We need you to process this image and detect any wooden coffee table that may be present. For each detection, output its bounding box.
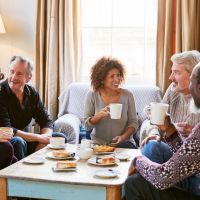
[0,144,141,200]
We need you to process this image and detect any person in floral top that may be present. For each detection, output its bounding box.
[125,62,200,200]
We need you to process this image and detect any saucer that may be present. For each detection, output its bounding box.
[23,157,45,164]
[52,166,77,172]
[95,169,119,178]
[47,144,65,149]
[87,157,119,166]
[114,153,130,161]
[46,152,75,160]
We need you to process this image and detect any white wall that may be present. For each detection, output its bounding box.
[0,0,36,80]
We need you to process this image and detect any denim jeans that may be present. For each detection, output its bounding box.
[141,140,172,164]
[10,132,68,160]
[141,140,200,197]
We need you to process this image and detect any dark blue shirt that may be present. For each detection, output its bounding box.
[0,80,54,133]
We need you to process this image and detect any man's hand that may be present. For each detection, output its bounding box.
[175,122,193,137]
[156,115,176,137]
[141,135,161,146]
[37,134,50,144]
[128,164,137,176]
[128,156,143,176]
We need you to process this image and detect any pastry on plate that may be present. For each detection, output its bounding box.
[94,145,115,153]
[52,150,71,158]
[56,161,77,169]
[98,156,116,164]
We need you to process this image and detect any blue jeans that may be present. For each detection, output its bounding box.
[141,140,200,197]
[10,132,67,160]
[141,140,172,163]
[117,140,137,149]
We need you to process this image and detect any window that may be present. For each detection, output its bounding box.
[81,0,157,85]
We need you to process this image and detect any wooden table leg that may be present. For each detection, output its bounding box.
[107,185,121,200]
[0,178,9,200]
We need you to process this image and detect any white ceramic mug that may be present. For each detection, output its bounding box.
[76,147,93,160]
[150,102,169,125]
[109,103,123,119]
[50,137,65,148]
[80,139,91,148]
[0,127,13,136]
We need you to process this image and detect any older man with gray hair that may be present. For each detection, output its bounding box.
[0,56,67,160]
[140,50,200,146]
[125,61,200,200]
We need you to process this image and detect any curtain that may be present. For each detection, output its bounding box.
[35,0,82,119]
[156,0,200,94]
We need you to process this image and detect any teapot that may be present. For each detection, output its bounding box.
[76,147,93,160]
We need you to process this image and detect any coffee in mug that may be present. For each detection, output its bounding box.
[109,103,123,119]
[150,102,169,125]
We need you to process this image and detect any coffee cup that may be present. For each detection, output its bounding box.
[50,137,65,148]
[109,103,122,119]
[80,139,91,148]
[150,102,169,125]
[0,127,13,136]
[76,147,93,160]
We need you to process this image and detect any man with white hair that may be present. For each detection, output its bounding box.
[125,62,200,199]
[140,50,200,145]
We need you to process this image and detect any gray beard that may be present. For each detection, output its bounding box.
[189,99,200,114]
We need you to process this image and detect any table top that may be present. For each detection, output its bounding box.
[0,144,141,187]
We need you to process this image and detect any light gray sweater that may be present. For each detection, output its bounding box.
[84,89,139,145]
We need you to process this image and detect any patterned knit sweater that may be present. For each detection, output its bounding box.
[135,123,200,190]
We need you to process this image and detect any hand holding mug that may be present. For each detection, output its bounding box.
[97,106,110,119]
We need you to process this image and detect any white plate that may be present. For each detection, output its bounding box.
[46,152,75,160]
[94,151,115,155]
[23,157,45,164]
[52,167,77,172]
[47,144,65,149]
[95,169,119,178]
[87,157,119,166]
[114,153,130,161]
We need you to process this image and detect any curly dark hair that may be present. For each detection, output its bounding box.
[90,57,126,91]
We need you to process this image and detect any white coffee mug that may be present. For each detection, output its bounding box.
[150,102,169,125]
[80,139,91,148]
[109,103,123,119]
[50,137,65,148]
[0,127,13,136]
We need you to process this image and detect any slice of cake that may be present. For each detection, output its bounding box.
[52,150,70,158]
[56,161,77,169]
[98,156,116,164]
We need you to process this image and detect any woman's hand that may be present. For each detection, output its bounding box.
[96,106,110,119]
[111,135,124,146]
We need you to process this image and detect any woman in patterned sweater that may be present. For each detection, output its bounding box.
[125,63,200,200]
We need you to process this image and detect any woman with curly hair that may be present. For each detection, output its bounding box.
[84,57,138,148]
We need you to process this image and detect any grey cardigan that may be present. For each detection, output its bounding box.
[84,89,139,145]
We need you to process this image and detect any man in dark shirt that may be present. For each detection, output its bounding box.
[0,56,67,160]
